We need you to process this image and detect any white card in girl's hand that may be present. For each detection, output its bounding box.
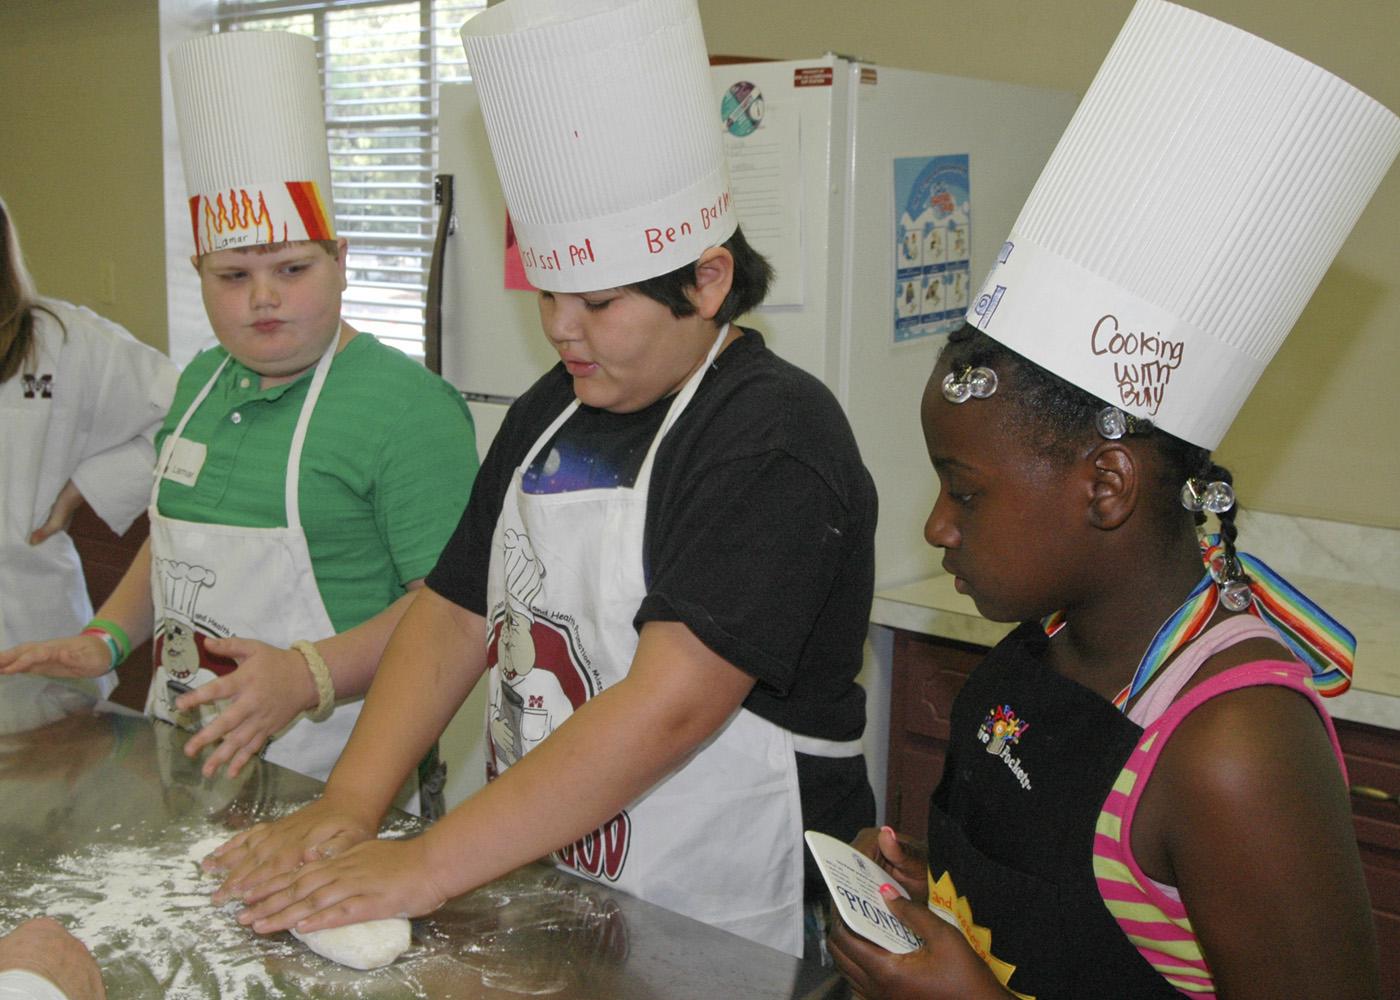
[804,830,923,954]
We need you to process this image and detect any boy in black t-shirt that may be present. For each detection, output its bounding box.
[436,228,878,911]
[203,0,875,961]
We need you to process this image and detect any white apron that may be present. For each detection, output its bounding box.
[484,326,813,956]
[144,336,355,782]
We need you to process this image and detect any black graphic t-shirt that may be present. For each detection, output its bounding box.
[430,328,878,880]
[429,325,877,743]
[520,391,668,494]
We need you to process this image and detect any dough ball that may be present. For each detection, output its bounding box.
[292,916,412,970]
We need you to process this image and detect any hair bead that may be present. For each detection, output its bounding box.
[942,364,998,404]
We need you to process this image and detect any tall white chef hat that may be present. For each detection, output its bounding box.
[170,31,335,256]
[965,0,1400,450]
[460,0,737,293]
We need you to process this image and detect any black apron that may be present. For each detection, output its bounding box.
[927,622,1186,1000]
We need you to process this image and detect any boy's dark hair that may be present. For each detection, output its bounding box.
[628,226,772,326]
[941,323,1244,562]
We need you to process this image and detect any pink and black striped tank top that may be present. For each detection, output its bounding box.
[1091,616,1347,996]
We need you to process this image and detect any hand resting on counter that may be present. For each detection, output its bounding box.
[0,635,111,681]
[0,917,106,1000]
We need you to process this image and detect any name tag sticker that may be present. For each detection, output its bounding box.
[161,437,207,487]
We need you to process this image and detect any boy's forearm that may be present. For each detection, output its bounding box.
[418,620,755,901]
[321,587,485,823]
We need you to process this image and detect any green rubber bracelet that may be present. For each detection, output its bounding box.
[84,617,132,665]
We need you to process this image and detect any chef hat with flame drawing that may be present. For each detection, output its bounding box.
[170,31,335,256]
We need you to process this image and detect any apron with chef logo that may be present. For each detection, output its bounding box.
[144,335,355,782]
[483,326,811,957]
[926,623,1184,999]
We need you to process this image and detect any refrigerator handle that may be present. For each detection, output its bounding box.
[424,173,455,376]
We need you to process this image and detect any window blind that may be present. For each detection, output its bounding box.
[214,0,485,361]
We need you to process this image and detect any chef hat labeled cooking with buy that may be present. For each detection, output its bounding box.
[170,31,335,255]
[460,0,737,293]
[966,0,1400,451]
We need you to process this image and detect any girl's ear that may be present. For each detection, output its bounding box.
[686,246,734,321]
[1086,441,1138,530]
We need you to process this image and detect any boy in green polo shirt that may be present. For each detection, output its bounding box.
[0,32,477,814]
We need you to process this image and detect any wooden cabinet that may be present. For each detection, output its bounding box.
[886,626,1400,994]
[885,629,983,840]
[1339,719,1400,996]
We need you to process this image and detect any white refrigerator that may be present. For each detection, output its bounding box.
[432,55,1075,811]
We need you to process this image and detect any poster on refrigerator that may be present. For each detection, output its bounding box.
[718,79,804,307]
[893,155,971,342]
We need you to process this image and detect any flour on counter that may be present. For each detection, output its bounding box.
[0,820,437,999]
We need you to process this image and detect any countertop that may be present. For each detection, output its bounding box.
[871,572,1400,730]
[0,690,843,1000]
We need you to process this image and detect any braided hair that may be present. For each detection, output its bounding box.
[940,324,1246,573]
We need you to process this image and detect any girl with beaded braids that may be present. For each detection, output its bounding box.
[827,2,1396,998]
[832,324,1378,1000]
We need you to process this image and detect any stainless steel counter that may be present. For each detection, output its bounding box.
[0,686,843,999]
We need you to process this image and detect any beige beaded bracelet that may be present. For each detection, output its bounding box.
[291,640,335,722]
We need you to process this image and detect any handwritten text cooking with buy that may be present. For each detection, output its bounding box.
[1091,313,1185,416]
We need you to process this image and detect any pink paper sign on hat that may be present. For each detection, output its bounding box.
[170,31,335,255]
[460,0,737,293]
[966,0,1400,450]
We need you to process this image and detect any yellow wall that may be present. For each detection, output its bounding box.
[0,0,168,353]
[701,0,1400,529]
[2,0,1396,525]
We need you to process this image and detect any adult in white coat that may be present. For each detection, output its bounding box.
[0,196,176,710]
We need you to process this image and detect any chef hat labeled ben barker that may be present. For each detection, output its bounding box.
[170,31,335,255]
[460,0,737,293]
[967,0,1400,451]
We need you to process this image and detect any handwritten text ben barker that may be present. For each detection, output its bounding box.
[645,191,732,254]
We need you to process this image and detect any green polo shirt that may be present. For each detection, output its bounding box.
[155,333,476,633]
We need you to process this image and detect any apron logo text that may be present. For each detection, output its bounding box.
[20,373,54,399]
[555,810,632,883]
[978,704,1032,790]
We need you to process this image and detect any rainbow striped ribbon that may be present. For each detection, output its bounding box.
[1201,537,1356,697]
[1042,535,1355,708]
